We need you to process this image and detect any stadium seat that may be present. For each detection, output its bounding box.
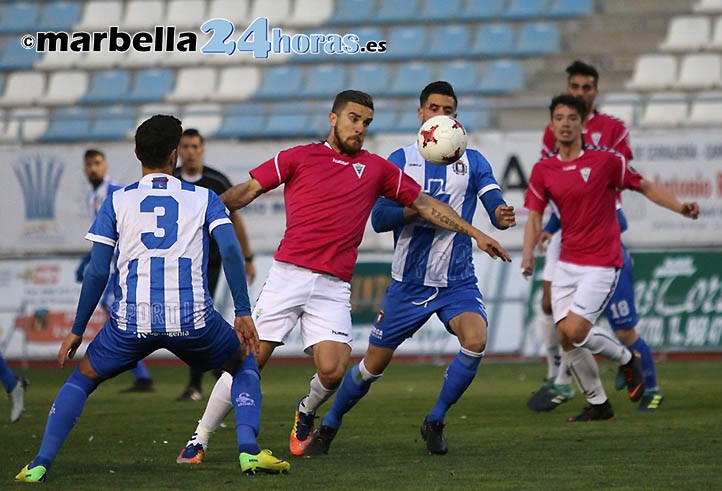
[674,54,722,90]
[706,16,722,50]
[122,0,165,31]
[42,71,89,106]
[513,22,560,56]
[216,103,267,139]
[626,54,677,91]
[599,92,642,126]
[348,64,391,94]
[503,0,549,20]
[165,0,206,29]
[439,60,481,95]
[0,39,41,71]
[135,103,180,128]
[121,46,166,68]
[478,60,524,94]
[76,1,124,31]
[346,26,386,62]
[78,49,127,69]
[472,24,515,58]
[181,103,223,137]
[687,90,722,124]
[640,92,688,127]
[458,107,490,132]
[289,0,335,26]
[385,26,428,60]
[387,63,435,96]
[328,0,376,25]
[462,0,506,20]
[209,66,261,102]
[419,0,464,21]
[38,1,82,31]
[89,105,135,140]
[265,103,316,138]
[250,0,292,25]
[35,50,84,71]
[1,107,48,142]
[366,103,399,133]
[127,68,174,103]
[160,47,208,68]
[547,0,594,18]
[0,72,45,108]
[659,16,711,52]
[375,0,418,23]
[83,70,131,104]
[301,65,347,98]
[0,3,39,34]
[41,107,92,142]
[166,68,217,103]
[208,0,249,24]
[693,0,722,14]
[427,25,472,59]
[254,66,304,100]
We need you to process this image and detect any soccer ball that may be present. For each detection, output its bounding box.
[416,115,467,164]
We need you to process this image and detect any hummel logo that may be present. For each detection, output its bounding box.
[562,165,576,171]
[332,158,349,166]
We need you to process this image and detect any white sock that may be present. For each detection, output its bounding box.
[539,313,559,379]
[577,326,631,364]
[358,359,382,382]
[564,348,607,405]
[300,373,335,414]
[187,372,233,448]
[554,347,573,386]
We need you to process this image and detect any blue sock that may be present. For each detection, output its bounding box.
[31,367,98,470]
[130,360,151,380]
[427,350,482,422]
[0,354,18,392]
[232,355,261,455]
[630,336,657,389]
[322,364,374,430]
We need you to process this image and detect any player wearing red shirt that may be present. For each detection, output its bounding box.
[176,90,510,463]
[521,95,698,421]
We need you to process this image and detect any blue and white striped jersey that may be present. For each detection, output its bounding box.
[381,143,502,287]
[87,173,232,333]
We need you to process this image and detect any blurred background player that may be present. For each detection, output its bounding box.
[528,61,663,413]
[0,352,26,422]
[303,81,516,456]
[173,129,256,401]
[77,149,155,393]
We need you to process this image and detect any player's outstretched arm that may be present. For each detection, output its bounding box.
[220,178,265,211]
[521,210,542,279]
[411,192,511,262]
[637,179,700,219]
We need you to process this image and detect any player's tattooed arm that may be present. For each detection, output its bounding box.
[221,178,265,211]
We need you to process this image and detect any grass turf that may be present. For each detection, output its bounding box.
[3,360,721,490]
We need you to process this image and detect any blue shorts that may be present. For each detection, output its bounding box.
[86,309,241,379]
[604,246,638,330]
[370,279,487,349]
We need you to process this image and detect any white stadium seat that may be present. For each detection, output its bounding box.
[706,16,722,49]
[687,90,722,124]
[289,0,335,27]
[0,72,45,108]
[165,0,207,30]
[209,0,250,24]
[166,67,218,103]
[674,53,722,89]
[659,16,710,51]
[1,107,49,142]
[249,0,291,26]
[135,103,180,129]
[599,92,642,126]
[41,71,89,105]
[35,50,84,71]
[77,49,127,69]
[181,103,223,136]
[209,66,261,102]
[626,54,677,91]
[693,0,722,14]
[75,1,124,31]
[640,92,688,127]
[122,0,165,31]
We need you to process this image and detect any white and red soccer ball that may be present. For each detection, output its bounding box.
[416,115,467,164]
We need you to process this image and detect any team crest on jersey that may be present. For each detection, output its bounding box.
[352,162,366,178]
[452,160,467,175]
[580,167,592,182]
[591,132,602,145]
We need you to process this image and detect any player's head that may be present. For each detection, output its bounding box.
[565,60,599,114]
[549,94,586,146]
[328,90,374,155]
[418,81,457,123]
[83,148,107,186]
[134,115,182,172]
[179,128,205,174]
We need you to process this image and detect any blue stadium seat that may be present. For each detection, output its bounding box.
[503,0,549,19]
[265,103,316,138]
[478,60,524,94]
[384,26,428,60]
[388,63,434,97]
[547,0,593,18]
[375,0,418,23]
[457,107,490,132]
[462,0,507,20]
[38,2,82,31]
[427,25,472,59]
[41,107,92,142]
[328,0,377,25]
[419,0,464,21]
[0,74,4,97]
[348,64,391,94]
[0,3,39,34]
[513,23,560,56]
[0,39,41,71]
[255,66,303,100]
[396,101,423,133]
[301,65,347,98]
[348,26,385,62]
[216,103,267,139]
[127,69,174,104]
[439,61,480,95]
[368,109,399,133]
[89,105,135,140]
[472,24,515,58]
[83,70,131,104]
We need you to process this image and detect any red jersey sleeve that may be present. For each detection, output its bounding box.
[380,159,421,207]
[608,152,642,191]
[610,123,634,161]
[524,163,548,214]
[250,148,298,191]
[541,125,555,156]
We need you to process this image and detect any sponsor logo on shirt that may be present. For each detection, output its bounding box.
[580,167,592,183]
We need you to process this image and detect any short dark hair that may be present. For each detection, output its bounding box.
[182,128,204,144]
[566,60,599,87]
[549,94,588,121]
[84,148,105,160]
[332,90,374,114]
[420,81,458,108]
[135,115,182,168]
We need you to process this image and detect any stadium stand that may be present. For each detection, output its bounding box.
[640,92,689,127]
[659,16,711,51]
[37,1,83,31]
[472,23,515,57]
[688,90,722,124]
[693,0,722,13]
[42,71,89,106]
[88,105,135,140]
[41,106,92,142]
[75,1,124,31]
[675,53,722,90]
[419,0,464,22]
[0,3,40,35]
[626,54,678,91]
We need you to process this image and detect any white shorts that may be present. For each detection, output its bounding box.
[253,260,352,355]
[551,260,620,324]
[542,231,561,282]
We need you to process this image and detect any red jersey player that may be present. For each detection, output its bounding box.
[176,90,511,465]
[521,94,698,422]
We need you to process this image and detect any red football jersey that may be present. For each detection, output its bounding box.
[250,142,421,282]
[524,147,642,268]
[541,110,633,161]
